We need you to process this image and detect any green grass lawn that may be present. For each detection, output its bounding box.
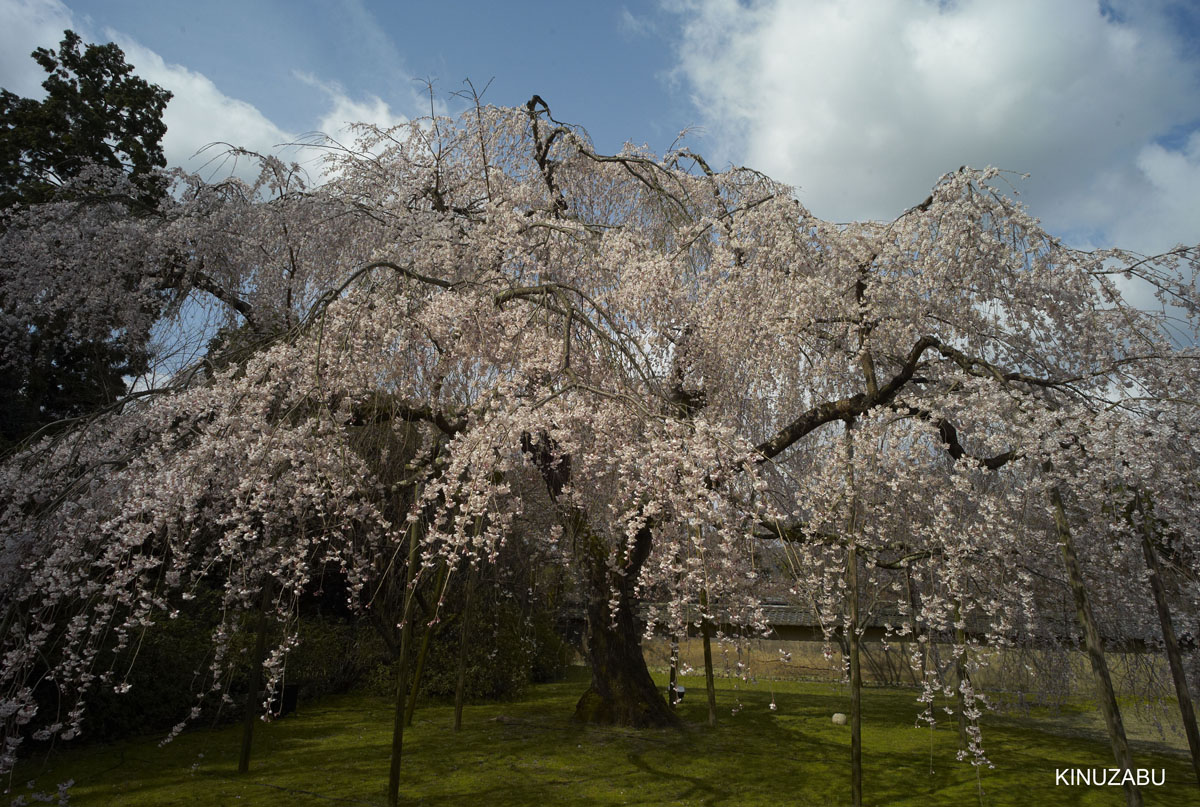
[8,668,1196,806]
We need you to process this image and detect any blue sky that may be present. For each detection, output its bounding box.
[3,0,1199,254]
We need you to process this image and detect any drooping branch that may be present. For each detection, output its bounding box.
[184,267,259,327]
[932,342,1066,389]
[350,392,466,437]
[520,430,571,501]
[524,95,570,217]
[756,333,1071,462]
[755,335,938,459]
[933,417,1017,469]
[299,260,458,331]
[887,405,1019,470]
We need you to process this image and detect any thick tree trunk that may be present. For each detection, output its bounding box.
[523,434,675,728]
[573,583,677,726]
[571,519,678,728]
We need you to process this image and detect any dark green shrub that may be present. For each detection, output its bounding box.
[284,619,380,698]
[529,610,572,684]
[361,582,573,703]
[81,588,224,741]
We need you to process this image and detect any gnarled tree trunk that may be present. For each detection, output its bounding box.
[572,520,678,727]
[524,432,677,728]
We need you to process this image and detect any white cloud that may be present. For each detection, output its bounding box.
[1085,134,1200,254]
[670,0,1200,251]
[619,7,656,38]
[107,34,301,182]
[295,72,408,140]
[1,0,302,183]
[288,72,412,184]
[0,0,74,97]
[1,1,417,187]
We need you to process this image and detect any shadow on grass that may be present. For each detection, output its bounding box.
[626,750,733,806]
[13,671,1199,807]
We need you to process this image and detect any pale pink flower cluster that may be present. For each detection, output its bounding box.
[1,102,1197,773]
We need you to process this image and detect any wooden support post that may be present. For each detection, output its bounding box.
[953,600,971,751]
[668,638,680,708]
[1050,482,1142,807]
[1135,494,1200,787]
[844,421,863,807]
[699,589,718,727]
[847,536,863,807]
[405,562,448,727]
[452,562,477,732]
[238,579,273,774]
[387,519,421,807]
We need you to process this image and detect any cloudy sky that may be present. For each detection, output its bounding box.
[2,0,1198,254]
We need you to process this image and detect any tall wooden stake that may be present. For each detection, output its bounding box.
[1050,482,1142,807]
[1135,494,1200,787]
[453,562,477,732]
[668,638,680,708]
[699,588,718,726]
[238,579,273,774]
[953,600,971,751]
[844,421,863,807]
[405,561,448,727]
[387,518,421,807]
[847,537,863,807]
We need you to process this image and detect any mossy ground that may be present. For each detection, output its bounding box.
[8,667,1196,806]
